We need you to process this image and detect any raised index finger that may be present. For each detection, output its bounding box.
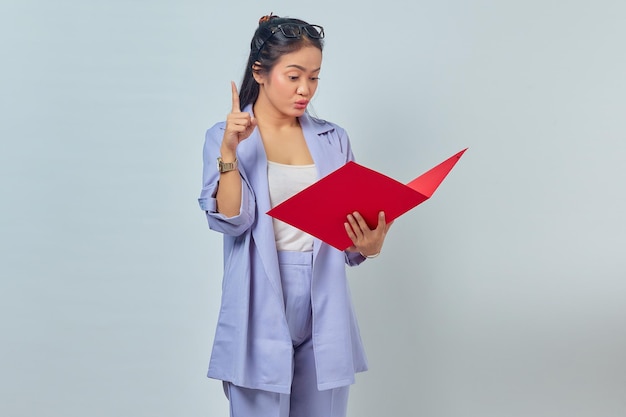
[231,81,241,113]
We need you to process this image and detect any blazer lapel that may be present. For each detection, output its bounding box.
[237,106,283,300]
[299,113,347,264]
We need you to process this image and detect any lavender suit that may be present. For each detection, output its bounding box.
[198,106,368,394]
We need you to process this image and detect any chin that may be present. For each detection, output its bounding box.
[278,104,307,118]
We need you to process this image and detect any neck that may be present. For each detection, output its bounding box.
[253,97,300,131]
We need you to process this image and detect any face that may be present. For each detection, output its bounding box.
[254,46,323,118]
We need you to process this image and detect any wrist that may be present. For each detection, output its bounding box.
[219,145,237,162]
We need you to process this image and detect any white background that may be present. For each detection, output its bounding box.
[1,1,625,416]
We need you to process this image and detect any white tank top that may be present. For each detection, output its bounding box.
[267,160,317,251]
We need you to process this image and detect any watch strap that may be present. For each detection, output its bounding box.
[217,157,238,173]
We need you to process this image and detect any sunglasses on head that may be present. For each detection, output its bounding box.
[255,23,325,61]
[269,23,325,39]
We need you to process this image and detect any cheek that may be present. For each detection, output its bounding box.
[269,74,289,91]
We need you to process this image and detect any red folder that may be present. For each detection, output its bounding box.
[267,148,467,251]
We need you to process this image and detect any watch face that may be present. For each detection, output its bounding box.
[217,158,236,173]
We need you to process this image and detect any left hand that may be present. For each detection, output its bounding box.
[345,211,393,257]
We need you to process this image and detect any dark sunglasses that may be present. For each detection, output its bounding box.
[255,23,325,61]
[270,23,325,39]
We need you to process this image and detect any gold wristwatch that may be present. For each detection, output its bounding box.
[217,157,238,173]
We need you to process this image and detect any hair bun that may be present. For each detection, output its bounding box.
[258,12,278,25]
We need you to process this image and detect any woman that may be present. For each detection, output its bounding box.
[198,14,391,417]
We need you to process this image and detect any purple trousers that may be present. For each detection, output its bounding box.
[224,251,350,417]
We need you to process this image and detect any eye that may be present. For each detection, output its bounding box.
[288,75,300,81]
[310,77,320,81]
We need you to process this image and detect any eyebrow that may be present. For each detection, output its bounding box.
[285,64,321,72]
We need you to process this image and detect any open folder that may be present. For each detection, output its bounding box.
[267,148,467,251]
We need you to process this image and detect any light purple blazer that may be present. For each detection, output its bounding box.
[198,106,368,394]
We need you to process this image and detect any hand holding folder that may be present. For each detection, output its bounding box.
[267,148,467,251]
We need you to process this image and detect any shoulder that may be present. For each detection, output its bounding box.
[301,113,355,161]
[302,113,348,138]
[204,121,226,146]
[206,121,226,135]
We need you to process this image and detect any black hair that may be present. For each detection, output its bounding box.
[238,15,324,110]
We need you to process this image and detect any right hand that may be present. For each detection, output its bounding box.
[222,81,257,154]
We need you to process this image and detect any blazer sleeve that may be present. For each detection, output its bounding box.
[198,123,256,236]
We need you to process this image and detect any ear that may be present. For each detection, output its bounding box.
[252,61,265,84]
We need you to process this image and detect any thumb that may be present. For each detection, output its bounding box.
[376,211,386,230]
[385,219,394,233]
[245,117,257,134]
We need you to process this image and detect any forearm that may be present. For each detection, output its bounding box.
[215,147,242,217]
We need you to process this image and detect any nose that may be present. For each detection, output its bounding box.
[297,82,310,96]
